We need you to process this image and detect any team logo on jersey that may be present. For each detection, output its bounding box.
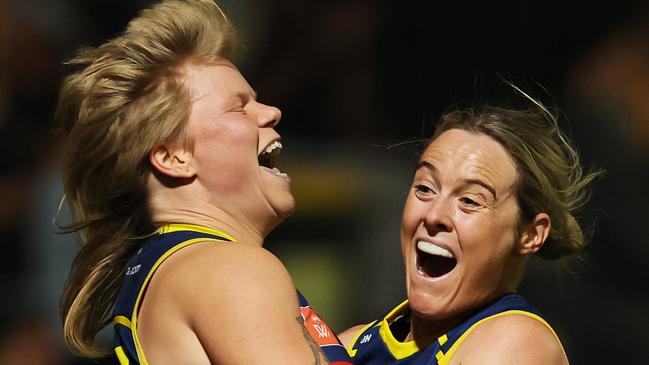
[126,264,141,276]
[359,333,372,344]
[300,306,339,346]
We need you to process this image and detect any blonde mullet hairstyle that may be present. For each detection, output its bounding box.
[432,92,602,260]
[57,0,239,357]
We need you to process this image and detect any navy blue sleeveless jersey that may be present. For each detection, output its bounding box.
[112,223,235,364]
[346,293,563,365]
[112,223,352,364]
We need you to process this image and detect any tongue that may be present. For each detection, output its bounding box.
[419,253,456,277]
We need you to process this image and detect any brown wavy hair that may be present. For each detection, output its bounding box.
[431,89,602,259]
[56,0,239,357]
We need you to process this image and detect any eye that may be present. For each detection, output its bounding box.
[459,196,481,207]
[233,104,246,113]
[226,96,249,113]
[414,184,435,197]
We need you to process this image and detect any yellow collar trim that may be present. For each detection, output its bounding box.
[157,223,237,242]
[379,299,422,360]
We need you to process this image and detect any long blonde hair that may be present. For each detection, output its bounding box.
[57,0,238,357]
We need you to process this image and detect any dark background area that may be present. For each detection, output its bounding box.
[1,0,648,363]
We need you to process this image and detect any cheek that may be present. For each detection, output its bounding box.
[400,195,421,236]
[194,118,257,161]
[200,115,256,144]
[459,215,517,264]
[400,195,426,262]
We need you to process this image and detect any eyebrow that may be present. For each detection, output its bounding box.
[416,161,497,199]
[464,178,497,199]
[416,160,438,174]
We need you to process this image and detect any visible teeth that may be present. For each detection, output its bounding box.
[271,167,287,178]
[263,141,282,155]
[417,241,454,258]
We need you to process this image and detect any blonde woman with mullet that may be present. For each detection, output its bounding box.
[57,1,352,364]
[340,90,601,365]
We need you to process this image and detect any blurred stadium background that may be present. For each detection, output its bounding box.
[1,0,648,363]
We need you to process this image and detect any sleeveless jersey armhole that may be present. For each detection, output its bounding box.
[130,237,226,364]
[438,310,565,365]
[113,224,233,365]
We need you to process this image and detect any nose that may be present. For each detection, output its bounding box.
[422,197,453,234]
[253,101,281,128]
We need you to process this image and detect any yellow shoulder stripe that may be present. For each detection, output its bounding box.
[437,310,564,365]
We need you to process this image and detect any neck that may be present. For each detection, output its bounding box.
[406,287,517,344]
[148,178,276,246]
[407,312,463,345]
[154,209,263,245]
[405,258,525,343]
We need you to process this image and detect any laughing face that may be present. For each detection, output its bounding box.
[183,60,294,233]
[401,129,525,333]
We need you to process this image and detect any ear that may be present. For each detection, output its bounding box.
[517,213,551,255]
[149,144,196,179]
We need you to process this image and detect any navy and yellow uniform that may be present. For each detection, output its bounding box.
[112,223,352,365]
[346,293,563,365]
[112,223,235,364]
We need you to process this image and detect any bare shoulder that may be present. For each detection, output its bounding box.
[140,241,329,364]
[338,324,369,348]
[450,313,569,365]
[153,241,294,311]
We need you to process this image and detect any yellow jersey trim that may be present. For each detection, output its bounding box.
[437,310,564,365]
[130,236,229,365]
[377,299,422,360]
[115,346,129,365]
[438,334,448,346]
[346,322,377,357]
[114,315,132,329]
[157,223,237,242]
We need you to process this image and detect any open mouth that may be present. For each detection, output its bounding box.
[416,241,457,278]
[258,140,288,178]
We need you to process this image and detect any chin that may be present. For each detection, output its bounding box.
[408,290,440,317]
[264,189,295,220]
[261,198,295,237]
[274,195,296,219]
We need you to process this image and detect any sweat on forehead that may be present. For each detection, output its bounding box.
[420,129,519,199]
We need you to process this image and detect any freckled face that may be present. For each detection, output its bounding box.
[184,60,294,232]
[401,129,522,325]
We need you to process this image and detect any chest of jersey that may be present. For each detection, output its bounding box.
[348,294,550,365]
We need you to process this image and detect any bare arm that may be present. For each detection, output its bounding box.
[296,314,328,364]
[141,242,330,365]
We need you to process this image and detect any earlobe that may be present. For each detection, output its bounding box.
[518,213,551,255]
[149,144,196,179]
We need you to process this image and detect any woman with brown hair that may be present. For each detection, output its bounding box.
[341,93,600,364]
